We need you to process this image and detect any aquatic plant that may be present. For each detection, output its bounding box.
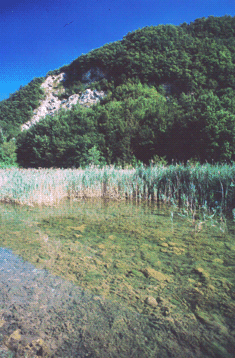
[0,163,235,213]
[1,199,234,358]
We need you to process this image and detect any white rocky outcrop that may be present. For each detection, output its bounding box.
[21,72,105,131]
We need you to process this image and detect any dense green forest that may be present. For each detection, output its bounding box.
[1,15,235,167]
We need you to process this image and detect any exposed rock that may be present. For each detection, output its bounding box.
[79,89,105,105]
[81,67,107,83]
[161,306,171,316]
[0,318,5,327]
[172,246,185,255]
[18,337,50,357]
[160,248,169,253]
[144,296,158,308]
[160,82,173,95]
[21,72,105,131]
[212,258,223,264]
[141,267,172,282]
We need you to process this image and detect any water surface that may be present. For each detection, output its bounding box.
[0,199,234,357]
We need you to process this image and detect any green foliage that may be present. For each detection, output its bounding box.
[16,106,102,168]
[183,15,235,39]
[2,15,235,167]
[0,77,45,139]
[0,138,18,167]
[61,15,235,94]
[86,145,105,166]
[96,81,172,165]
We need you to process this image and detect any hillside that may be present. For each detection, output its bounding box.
[21,73,105,131]
[1,15,235,167]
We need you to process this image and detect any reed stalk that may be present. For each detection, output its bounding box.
[0,163,234,212]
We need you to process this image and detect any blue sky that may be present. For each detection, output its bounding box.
[0,0,235,101]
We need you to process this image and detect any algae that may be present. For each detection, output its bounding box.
[0,199,234,357]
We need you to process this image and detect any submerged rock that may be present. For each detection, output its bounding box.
[3,329,21,352]
[141,267,172,282]
[4,330,50,358]
[144,296,158,308]
[194,267,210,281]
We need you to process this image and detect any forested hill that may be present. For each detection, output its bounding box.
[1,15,235,167]
[60,15,235,93]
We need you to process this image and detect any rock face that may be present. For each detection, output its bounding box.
[21,72,105,131]
[81,67,107,83]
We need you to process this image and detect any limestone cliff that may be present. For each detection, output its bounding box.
[21,72,105,131]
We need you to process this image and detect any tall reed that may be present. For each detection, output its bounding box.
[0,163,235,212]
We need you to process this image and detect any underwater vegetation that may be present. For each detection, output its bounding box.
[0,199,234,357]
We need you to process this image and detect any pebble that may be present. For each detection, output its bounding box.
[145,296,158,308]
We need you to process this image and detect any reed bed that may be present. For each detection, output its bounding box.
[0,163,235,212]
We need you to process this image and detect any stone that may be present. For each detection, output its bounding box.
[168,242,177,246]
[145,296,158,308]
[213,258,223,264]
[172,247,185,255]
[160,248,168,253]
[161,306,171,316]
[3,329,21,351]
[81,67,107,83]
[194,267,210,280]
[19,337,50,357]
[0,319,5,327]
[141,267,172,282]
[21,71,106,131]
[188,278,196,284]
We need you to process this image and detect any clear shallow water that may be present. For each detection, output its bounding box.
[0,199,235,357]
[0,247,153,358]
[0,247,40,275]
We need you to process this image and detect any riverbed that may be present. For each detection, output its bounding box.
[0,199,234,357]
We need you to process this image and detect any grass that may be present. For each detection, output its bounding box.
[0,163,235,212]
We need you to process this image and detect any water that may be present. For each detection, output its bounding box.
[0,247,153,357]
[0,199,234,357]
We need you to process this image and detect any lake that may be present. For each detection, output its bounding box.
[0,199,234,357]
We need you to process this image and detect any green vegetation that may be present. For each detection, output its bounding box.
[0,77,44,139]
[0,16,235,166]
[1,164,235,213]
[1,17,235,354]
[0,199,234,357]
[0,142,17,169]
[16,82,174,167]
